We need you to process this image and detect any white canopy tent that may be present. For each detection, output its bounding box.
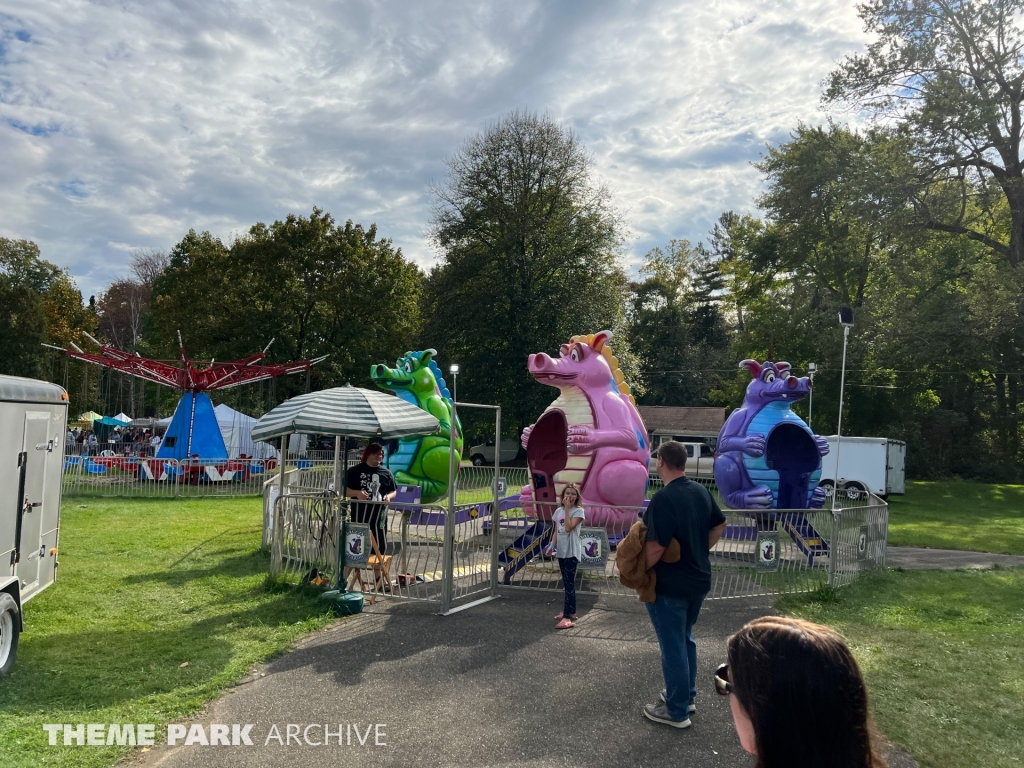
[113,412,132,424]
[214,403,278,459]
[155,403,278,459]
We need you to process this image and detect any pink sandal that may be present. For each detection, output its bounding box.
[555,618,575,629]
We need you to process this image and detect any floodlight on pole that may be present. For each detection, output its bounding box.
[449,364,459,403]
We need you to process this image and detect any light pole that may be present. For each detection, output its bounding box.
[442,362,460,613]
[807,361,817,429]
[449,364,459,403]
[832,309,854,512]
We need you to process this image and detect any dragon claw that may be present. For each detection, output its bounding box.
[809,487,827,508]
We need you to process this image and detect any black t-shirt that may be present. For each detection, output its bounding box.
[346,462,397,521]
[642,477,726,599]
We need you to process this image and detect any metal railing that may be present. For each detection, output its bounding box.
[270,496,462,604]
[62,453,532,503]
[266,473,889,611]
[494,494,888,600]
[62,455,333,499]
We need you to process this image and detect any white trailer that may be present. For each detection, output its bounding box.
[1,375,68,675]
[818,435,906,501]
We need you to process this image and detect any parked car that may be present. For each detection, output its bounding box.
[818,436,906,501]
[468,438,520,466]
[649,441,715,479]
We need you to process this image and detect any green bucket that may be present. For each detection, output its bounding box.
[320,590,364,616]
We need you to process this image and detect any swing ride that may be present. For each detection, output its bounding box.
[61,332,324,484]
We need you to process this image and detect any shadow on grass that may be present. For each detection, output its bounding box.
[120,550,277,588]
[0,588,333,714]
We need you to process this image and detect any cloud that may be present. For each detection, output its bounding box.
[0,0,869,296]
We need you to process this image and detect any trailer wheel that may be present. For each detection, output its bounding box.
[0,593,20,677]
[843,481,867,501]
[819,480,835,499]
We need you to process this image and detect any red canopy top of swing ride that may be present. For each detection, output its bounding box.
[64,333,326,392]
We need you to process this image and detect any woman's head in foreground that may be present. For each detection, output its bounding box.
[725,616,885,768]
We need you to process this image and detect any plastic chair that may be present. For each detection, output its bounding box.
[296,458,313,470]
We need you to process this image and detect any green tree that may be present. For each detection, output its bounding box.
[0,278,45,379]
[627,240,731,406]
[826,0,1024,468]
[0,238,96,409]
[825,0,1024,267]
[423,111,630,433]
[151,210,422,402]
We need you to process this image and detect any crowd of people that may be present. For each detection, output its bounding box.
[65,426,162,456]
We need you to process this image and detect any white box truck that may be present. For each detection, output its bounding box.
[1,375,68,675]
[818,435,906,501]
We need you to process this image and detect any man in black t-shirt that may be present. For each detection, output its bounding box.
[346,443,397,551]
[641,441,727,729]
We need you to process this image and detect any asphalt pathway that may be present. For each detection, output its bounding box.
[144,591,769,768]
[887,546,1024,570]
[138,540,1016,768]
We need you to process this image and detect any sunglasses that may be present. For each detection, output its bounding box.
[714,663,734,695]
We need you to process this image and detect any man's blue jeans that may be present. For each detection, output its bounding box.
[645,592,707,720]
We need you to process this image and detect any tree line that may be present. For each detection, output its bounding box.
[1,1,1020,480]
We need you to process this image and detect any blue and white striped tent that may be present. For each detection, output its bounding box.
[251,385,440,443]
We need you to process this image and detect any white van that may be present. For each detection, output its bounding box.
[1,375,68,675]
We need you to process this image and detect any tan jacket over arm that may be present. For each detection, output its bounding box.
[616,520,680,603]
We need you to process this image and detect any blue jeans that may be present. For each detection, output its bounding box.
[646,592,707,719]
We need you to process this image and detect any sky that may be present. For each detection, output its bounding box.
[0,1,870,298]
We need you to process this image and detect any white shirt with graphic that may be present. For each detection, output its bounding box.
[553,506,586,560]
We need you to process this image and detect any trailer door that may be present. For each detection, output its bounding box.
[886,441,906,495]
[17,413,51,597]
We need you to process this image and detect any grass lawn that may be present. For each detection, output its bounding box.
[777,567,1024,768]
[888,480,1024,555]
[0,496,337,768]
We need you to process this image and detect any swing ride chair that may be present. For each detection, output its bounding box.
[60,333,324,485]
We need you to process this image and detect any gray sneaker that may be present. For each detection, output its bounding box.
[660,689,696,713]
[643,703,692,729]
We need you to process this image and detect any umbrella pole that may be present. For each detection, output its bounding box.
[333,436,342,496]
[273,435,287,573]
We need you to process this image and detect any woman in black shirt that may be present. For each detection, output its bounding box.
[345,443,397,551]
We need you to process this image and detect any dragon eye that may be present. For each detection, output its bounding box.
[570,347,581,362]
[764,372,775,383]
[403,360,412,373]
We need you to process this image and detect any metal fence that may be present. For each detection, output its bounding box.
[61,455,296,498]
[270,495,485,606]
[63,455,527,501]
[267,477,889,612]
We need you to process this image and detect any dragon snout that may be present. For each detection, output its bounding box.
[375,365,386,377]
[787,376,798,389]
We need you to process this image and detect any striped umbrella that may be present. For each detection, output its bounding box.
[251,385,439,442]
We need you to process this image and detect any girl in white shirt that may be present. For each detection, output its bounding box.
[550,483,585,629]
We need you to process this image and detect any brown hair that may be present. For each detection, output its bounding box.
[727,616,885,768]
[657,440,688,470]
[559,483,581,508]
